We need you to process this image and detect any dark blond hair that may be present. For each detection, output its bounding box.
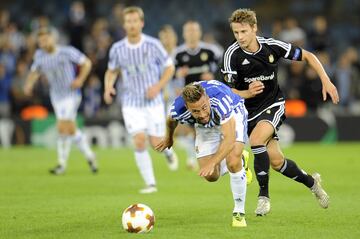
[228,9,257,26]
[123,6,144,21]
[182,84,206,103]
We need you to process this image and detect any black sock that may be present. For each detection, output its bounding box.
[251,145,270,198]
[279,159,314,188]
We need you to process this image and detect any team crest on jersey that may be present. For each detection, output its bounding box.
[200,52,208,61]
[182,55,190,62]
[269,54,274,63]
[266,110,271,114]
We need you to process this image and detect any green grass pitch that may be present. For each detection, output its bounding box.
[1,143,359,239]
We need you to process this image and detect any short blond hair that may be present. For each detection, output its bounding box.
[123,6,144,21]
[182,84,206,103]
[229,9,257,26]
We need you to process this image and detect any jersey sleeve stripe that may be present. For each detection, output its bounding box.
[223,42,239,73]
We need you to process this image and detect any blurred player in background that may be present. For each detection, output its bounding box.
[158,25,178,55]
[222,9,339,215]
[103,6,178,194]
[156,80,248,227]
[24,27,97,175]
[172,21,223,170]
[158,24,179,109]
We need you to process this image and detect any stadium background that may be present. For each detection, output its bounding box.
[0,0,359,146]
[0,1,359,238]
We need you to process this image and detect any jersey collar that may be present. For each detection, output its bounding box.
[241,37,262,55]
[125,34,145,49]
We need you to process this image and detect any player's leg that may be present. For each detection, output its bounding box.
[72,126,97,173]
[249,120,273,215]
[267,139,314,186]
[50,120,72,174]
[122,106,156,193]
[50,98,74,175]
[148,104,178,171]
[267,139,329,208]
[175,125,197,170]
[68,96,97,173]
[133,132,157,193]
[226,142,247,227]
[229,107,248,227]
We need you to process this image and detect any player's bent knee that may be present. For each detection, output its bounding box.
[227,160,242,173]
[270,157,284,171]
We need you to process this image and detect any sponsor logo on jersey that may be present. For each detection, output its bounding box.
[269,54,274,63]
[182,55,190,62]
[244,72,275,83]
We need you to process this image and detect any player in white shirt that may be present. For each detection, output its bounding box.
[24,27,97,175]
[104,6,178,194]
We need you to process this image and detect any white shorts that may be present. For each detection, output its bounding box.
[122,104,166,137]
[51,95,81,121]
[195,106,248,159]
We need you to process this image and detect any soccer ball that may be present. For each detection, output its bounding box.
[122,203,155,233]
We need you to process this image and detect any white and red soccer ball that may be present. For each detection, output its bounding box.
[122,203,155,233]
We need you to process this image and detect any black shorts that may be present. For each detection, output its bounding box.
[247,104,286,140]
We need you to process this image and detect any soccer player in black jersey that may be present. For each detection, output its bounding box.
[174,20,222,86]
[221,9,339,216]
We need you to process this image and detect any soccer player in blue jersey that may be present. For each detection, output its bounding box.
[24,27,97,175]
[104,6,178,194]
[156,80,248,227]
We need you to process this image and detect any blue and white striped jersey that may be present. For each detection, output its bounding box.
[170,80,245,128]
[30,45,86,100]
[108,34,173,107]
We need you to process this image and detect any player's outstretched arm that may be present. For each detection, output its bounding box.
[199,117,236,177]
[71,58,92,89]
[302,49,339,104]
[155,116,178,152]
[24,71,40,96]
[103,68,120,104]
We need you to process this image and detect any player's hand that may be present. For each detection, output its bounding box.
[200,72,214,81]
[104,87,116,104]
[71,78,84,89]
[23,84,33,97]
[154,137,173,152]
[146,84,161,99]
[247,81,264,98]
[199,161,216,177]
[322,80,339,104]
[176,66,189,78]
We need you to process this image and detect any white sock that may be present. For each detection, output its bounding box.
[229,168,247,214]
[163,147,174,157]
[220,159,229,176]
[73,129,95,161]
[134,150,156,186]
[57,135,72,168]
